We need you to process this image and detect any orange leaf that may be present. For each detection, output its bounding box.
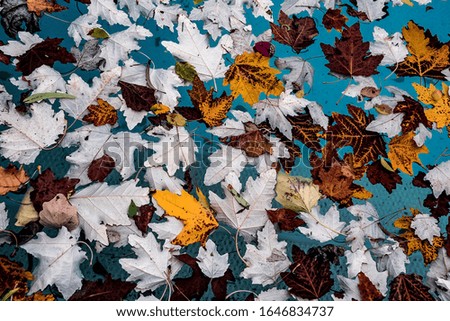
[0,165,28,196]
[82,98,118,126]
[388,131,428,175]
[27,0,67,16]
[413,82,450,129]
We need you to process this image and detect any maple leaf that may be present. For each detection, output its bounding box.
[16,38,75,76]
[410,213,440,243]
[322,8,348,32]
[26,0,67,16]
[325,105,387,167]
[87,154,115,182]
[288,112,323,151]
[82,98,118,126]
[281,246,334,300]
[424,159,450,197]
[366,159,402,193]
[299,205,345,242]
[221,123,272,157]
[204,146,248,186]
[393,21,450,80]
[388,131,429,175]
[413,82,450,129]
[389,274,434,300]
[321,23,383,77]
[224,51,284,105]
[355,0,387,22]
[270,11,318,54]
[357,272,384,301]
[370,26,408,66]
[197,239,229,279]
[188,75,233,127]
[423,192,450,219]
[87,0,131,26]
[0,165,28,196]
[69,275,136,301]
[119,80,156,112]
[266,208,304,231]
[393,96,431,133]
[153,190,218,246]
[275,57,314,92]
[170,254,210,300]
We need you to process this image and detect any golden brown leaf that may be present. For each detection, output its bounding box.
[223,52,284,105]
[357,272,383,301]
[0,165,28,196]
[82,98,118,126]
[27,0,67,16]
[413,82,450,129]
[152,190,218,246]
[388,132,429,175]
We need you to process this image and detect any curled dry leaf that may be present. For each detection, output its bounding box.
[26,0,67,16]
[0,165,28,196]
[39,193,79,231]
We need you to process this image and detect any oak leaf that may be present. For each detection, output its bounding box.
[389,274,434,301]
[0,165,28,196]
[388,132,429,175]
[320,23,383,77]
[82,98,118,126]
[118,80,156,112]
[393,96,431,133]
[188,76,233,127]
[224,52,284,105]
[322,8,348,32]
[366,159,402,193]
[152,190,219,246]
[413,82,450,129]
[270,11,318,54]
[27,0,67,16]
[87,154,115,182]
[393,21,450,80]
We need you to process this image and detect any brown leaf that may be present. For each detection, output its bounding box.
[320,23,383,77]
[69,275,136,301]
[357,272,384,301]
[174,106,203,121]
[366,159,402,193]
[322,8,348,32]
[16,38,76,76]
[267,208,305,231]
[39,193,79,231]
[222,123,272,157]
[0,256,33,300]
[30,169,79,212]
[133,204,155,235]
[27,0,67,16]
[393,96,431,133]
[211,269,234,300]
[271,11,318,54]
[82,98,118,126]
[119,80,156,112]
[389,274,434,301]
[423,192,450,218]
[288,113,322,151]
[0,41,11,65]
[342,4,369,21]
[412,171,431,188]
[0,165,28,195]
[281,246,333,300]
[446,217,450,258]
[87,154,115,182]
[171,254,210,301]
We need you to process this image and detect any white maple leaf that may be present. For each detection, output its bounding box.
[333,275,361,301]
[371,238,409,277]
[410,213,440,243]
[241,221,290,285]
[299,205,345,242]
[427,248,450,300]
[149,216,184,241]
[204,146,247,186]
[343,76,378,99]
[162,15,227,82]
[99,25,152,71]
[145,167,185,195]
[364,86,409,110]
[87,0,132,26]
[12,65,65,96]
[67,14,101,47]
[0,103,65,164]
[197,239,229,278]
[69,180,150,244]
[414,123,432,147]
[370,26,408,66]
[207,110,252,138]
[275,57,314,92]
[366,113,404,138]
[244,0,274,21]
[308,102,329,130]
[424,160,450,197]
[356,0,387,22]
[256,288,291,301]
[154,3,185,31]
[0,31,43,56]
[60,67,121,120]
[209,169,276,240]
[281,0,333,16]
[144,126,197,177]
[118,0,156,21]
[119,233,183,292]
[253,91,309,140]
[21,227,87,299]
[96,219,142,251]
[219,25,271,58]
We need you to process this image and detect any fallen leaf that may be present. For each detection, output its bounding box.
[0,41,11,64]
[299,205,346,242]
[281,246,334,300]
[358,272,384,301]
[270,11,318,53]
[266,208,304,231]
[39,193,79,231]
[69,275,136,301]
[26,0,67,16]
[0,165,28,196]
[23,92,76,104]
[82,98,118,126]
[15,188,39,226]
[393,21,450,80]
[188,75,233,127]
[320,23,383,77]
[87,154,115,182]
[221,123,272,157]
[289,113,323,151]
[389,274,434,300]
[197,239,229,279]
[153,190,218,246]
[423,192,450,219]
[393,96,431,133]
[388,132,429,175]
[0,0,40,37]
[175,61,198,82]
[0,256,33,300]
[133,204,155,235]
[119,80,156,112]
[366,159,402,193]
[224,52,284,105]
[413,82,450,129]
[322,8,348,32]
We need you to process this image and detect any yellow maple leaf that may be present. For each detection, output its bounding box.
[224,52,284,105]
[82,98,118,126]
[395,21,450,79]
[152,190,218,246]
[413,82,450,128]
[388,131,428,175]
[394,214,444,265]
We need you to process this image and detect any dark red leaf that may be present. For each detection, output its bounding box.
[389,274,434,301]
[133,204,155,235]
[171,254,210,301]
[366,159,402,193]
[69,275,136,301]
[288,113,323,151]
[184,168,193,192]
[358,272,384,301]
[16,38,76,76]
[424,192,450,218]
[253,41,275,57]
[30,169,79,212]
[446,216,450,258]
[266,208,304,231]
[119,81,156,112]
[211,269,234,300]
[393,96,432,133]
[87,154,115,182]
[322,8,348,32]
[174,106,203,121]
[0,41,11,64]
[342,4,369,21]
[412,171,431,188]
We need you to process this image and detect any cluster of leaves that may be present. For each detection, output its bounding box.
[0,0,450,301]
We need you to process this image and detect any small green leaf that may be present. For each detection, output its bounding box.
[128,200,138,218]
[88,28,110,39]
[194,0,204,4]
[226,184,250,209]
[23,92,76,103]
[175,62,198,82]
